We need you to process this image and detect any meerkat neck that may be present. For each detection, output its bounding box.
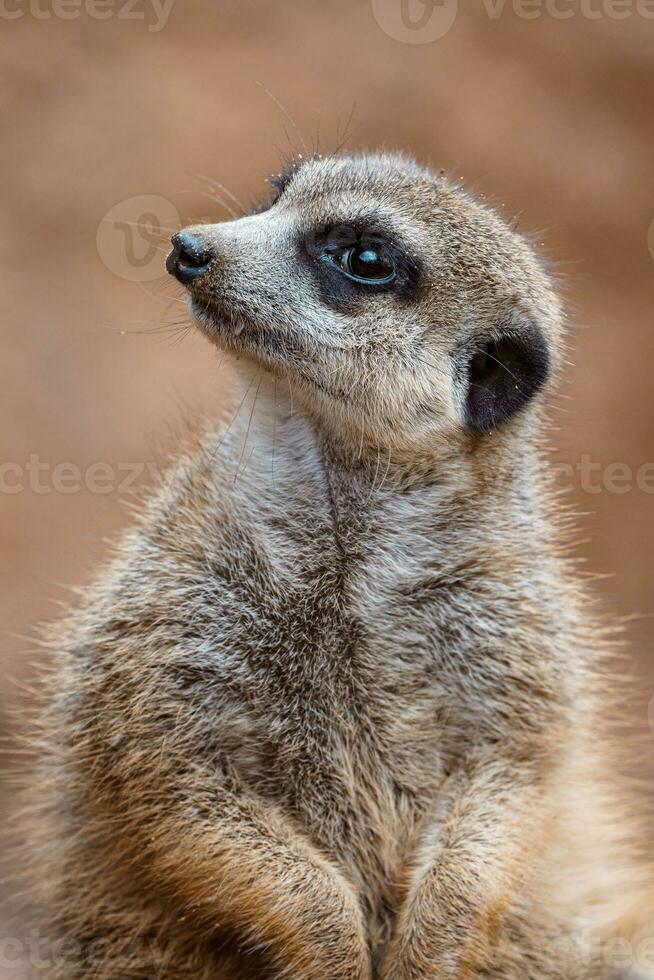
[223,365,544,525]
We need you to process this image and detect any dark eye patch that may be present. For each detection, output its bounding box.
[302,220,424,314]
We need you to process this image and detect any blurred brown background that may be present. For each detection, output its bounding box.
[1,0,653,970]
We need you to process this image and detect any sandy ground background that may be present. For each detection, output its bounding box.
[1,0,653,973]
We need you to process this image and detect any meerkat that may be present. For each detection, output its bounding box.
[27,152,653,979]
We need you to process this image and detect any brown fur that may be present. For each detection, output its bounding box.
[24,153,652,978]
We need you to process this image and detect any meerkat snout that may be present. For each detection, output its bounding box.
[167,230,214,284]
[167,153,562,450]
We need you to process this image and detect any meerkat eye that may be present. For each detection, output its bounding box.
[342,245,396,284]
[325,242,397,286]
[313,226,400,288]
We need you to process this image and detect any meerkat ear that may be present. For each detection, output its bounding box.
[464,325,550,432]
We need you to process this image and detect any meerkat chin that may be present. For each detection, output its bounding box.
[27,153,653,980]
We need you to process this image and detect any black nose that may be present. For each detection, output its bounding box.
[166,231,213,284]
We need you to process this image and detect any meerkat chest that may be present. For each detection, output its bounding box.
[191,432,486,852]
[209,489,456,840]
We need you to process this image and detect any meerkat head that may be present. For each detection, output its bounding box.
[167,153,562,459]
